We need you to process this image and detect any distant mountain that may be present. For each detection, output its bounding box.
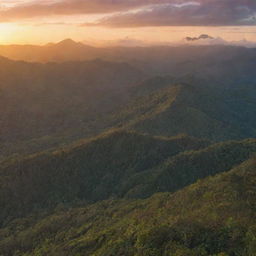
[0,57,145,159]
[1,54,256,161]
[0,154,255,255]
[0,39,99,62]
[0,41,256,67]
[55,38,82,47]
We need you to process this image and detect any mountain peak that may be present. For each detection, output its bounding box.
[56,38,80,46]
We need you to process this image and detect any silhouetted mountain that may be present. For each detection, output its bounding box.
[1,42,256,82]
[0,40,98,62]
[56,38,82,47]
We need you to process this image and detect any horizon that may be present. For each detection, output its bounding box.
[1,34,256,48]
[0,0,256,45]
[1,26,256,46]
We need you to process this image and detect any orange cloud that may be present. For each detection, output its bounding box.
[0,0,179,21]
[1,0,256,27]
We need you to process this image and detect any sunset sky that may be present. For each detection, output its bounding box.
[0,0,256,45]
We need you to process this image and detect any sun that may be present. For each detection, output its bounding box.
[0,23,19,44]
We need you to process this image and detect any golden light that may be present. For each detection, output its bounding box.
[0,23,24,44]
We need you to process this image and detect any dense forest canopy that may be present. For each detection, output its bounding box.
[0,44,256,255]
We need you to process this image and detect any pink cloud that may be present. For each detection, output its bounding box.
[87,0,256,27]
[0,0,255,27]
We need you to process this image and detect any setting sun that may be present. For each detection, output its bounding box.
[0,23,19,44]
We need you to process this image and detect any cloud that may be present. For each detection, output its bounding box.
[86,0,256,27]
[181,34,256,48]
[1,0,256,27]
[0,0,180,22]
[32,22,74,27]
[185,34,214,41]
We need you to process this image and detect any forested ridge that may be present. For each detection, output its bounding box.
[0,157,255,256]
[0,45,256,255]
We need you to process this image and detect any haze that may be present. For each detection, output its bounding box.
[0,0,256,45]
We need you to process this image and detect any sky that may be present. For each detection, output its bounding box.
[0,0,256,45]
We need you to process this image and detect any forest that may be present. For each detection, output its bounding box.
[0,43,256,255]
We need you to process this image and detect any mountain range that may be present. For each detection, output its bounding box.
[0,39,256,64]
[1,146,255,255]
[0,44,256,255]
[1,55,255,161]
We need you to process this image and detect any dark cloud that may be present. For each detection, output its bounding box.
[88,0,256,27]
[185,34,214,41]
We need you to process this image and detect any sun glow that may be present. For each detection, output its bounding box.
[0,23,25,44]
[0,21,256,46]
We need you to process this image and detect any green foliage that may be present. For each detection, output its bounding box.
[0,130,210,223]
[0,47,256,256]
[1,57,256,161]
[1,130,255,224]
[0,156,255,256]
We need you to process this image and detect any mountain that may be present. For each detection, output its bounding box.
[1,55,256,161]
[0,43,256,255]
[55,39,82,47]
[0,155,255,256]
[110,79,256,141]
[0,129,255,225]
[0,130,209,223]
[0,57,145,160]
[0,39,99,63]
[1,41,256,76]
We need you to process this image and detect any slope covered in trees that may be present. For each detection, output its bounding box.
[111,80,256,141]
[1,130,255,226]
[0,57,145,160]
[1,53,256,161]
[0,44,256,255]
[0,130,209,223]
[0,156,255,256]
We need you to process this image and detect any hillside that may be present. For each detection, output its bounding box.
[0,43,255,256]
[0,57,145,160]
[0,156,255,256]
[0,40,100,63]
[0,43,255,84]
[1,53,256,161]
[0,130,209,223]
[1,130,255,225]
[111,80,256,141]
